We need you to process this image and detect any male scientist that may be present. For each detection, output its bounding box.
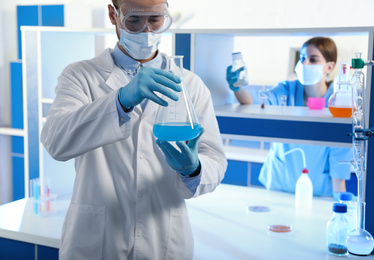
[40,0,227,259]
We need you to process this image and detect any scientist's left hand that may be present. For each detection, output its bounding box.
[156,128,205,176]
[226,65,245,92]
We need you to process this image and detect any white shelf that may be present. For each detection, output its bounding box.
[0,127,24,137]
[215,104,352,124]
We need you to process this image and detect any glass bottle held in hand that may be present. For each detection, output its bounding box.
[231,52,249,87]
[153,56,201,141]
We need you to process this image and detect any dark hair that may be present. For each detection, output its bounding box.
[302,37,337,64]
[112,0,119,9]
[302,37,337,85]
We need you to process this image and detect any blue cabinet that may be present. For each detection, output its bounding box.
[0,238,58,260]
[222,160,265,187]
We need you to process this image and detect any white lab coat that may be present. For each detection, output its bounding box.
[41,49,227,260]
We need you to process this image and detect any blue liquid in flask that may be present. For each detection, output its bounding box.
[153,122,201,141]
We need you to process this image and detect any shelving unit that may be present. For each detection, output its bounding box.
[15,26,374,255]
[176,27,374,238]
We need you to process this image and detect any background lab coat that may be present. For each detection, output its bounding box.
[41,49,227,260]
[258,80,352,197]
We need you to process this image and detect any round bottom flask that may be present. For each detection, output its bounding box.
[347,229,374,256]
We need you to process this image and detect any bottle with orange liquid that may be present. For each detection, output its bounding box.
[328,62,353,118]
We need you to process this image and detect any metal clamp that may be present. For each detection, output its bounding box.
[348,128,374,140]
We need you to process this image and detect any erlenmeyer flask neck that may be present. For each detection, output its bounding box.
[166,55,184,77]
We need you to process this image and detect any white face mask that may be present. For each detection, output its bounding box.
[294,61,327,86]
[119,29,161,60]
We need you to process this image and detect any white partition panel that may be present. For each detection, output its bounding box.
[22,27,115,198]
[194,34,235,106]
[41,32,96,99]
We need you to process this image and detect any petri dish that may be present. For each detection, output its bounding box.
[248,206,270,213]
[268,225,292,233]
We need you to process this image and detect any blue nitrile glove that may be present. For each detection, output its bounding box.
[119,67,182,109]
[156,128,205,176]
[226,65,245,92]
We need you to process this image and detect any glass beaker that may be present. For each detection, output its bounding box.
[328,62,353,118]
[153,55,201,141]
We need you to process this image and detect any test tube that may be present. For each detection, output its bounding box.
[33,179,40,215]
[261,94,266,109]
[281,95,287,110]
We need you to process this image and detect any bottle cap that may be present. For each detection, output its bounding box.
[338,62,350,82]
[340,192,353,201]
[333,203,347,213]
[302,168,309,174]
[232,52,243,59]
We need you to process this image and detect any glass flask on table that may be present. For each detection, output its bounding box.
[153,55,201,141]
[328,61,353,118]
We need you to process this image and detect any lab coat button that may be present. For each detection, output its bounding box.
[120,117,125,122]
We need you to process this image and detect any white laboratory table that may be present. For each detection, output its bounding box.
[187,184,372,260]
[0,184,372,259]
[0,198,69,249]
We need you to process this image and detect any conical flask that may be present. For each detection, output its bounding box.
[153,55,201,141]
[328,62,353,118]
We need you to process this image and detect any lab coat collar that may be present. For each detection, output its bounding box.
[111,43,140,74]
[92,48,124,91]
[97,44,164,92]
[111,43,164,73]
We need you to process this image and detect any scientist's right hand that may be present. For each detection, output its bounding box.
[226,65,245,92]
[119,67,182,109]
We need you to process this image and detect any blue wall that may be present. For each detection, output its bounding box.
[10,5,64,201]
[17,5,64,59]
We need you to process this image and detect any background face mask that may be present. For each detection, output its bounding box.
[119,29,161,60]
[294,61,324,85]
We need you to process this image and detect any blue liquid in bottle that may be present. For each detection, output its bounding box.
[153,122,201,141]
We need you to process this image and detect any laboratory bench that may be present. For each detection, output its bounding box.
[0,184,372,260]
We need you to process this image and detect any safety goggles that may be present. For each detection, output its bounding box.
[114,2,173,34]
